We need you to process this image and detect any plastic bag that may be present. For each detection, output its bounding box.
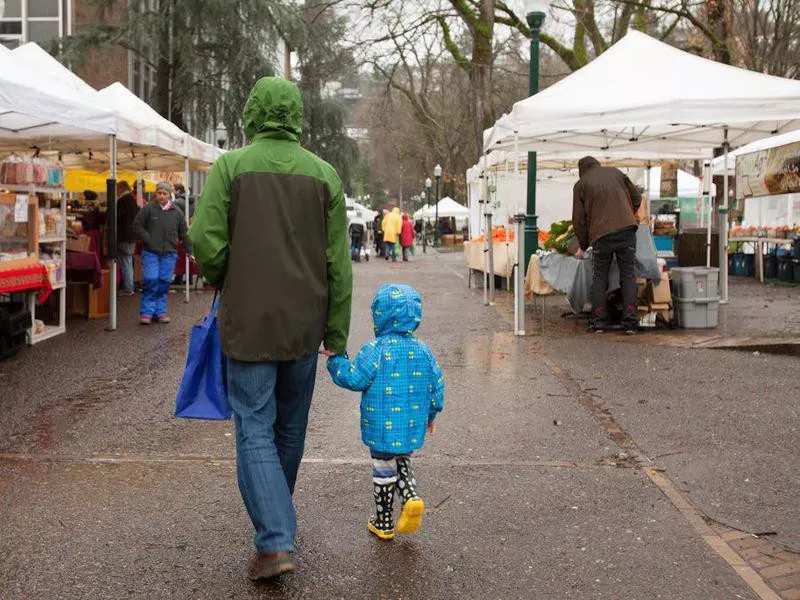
[175,295,231,420]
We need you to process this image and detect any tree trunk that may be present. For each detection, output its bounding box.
[706,0,732,64]
[471,0,495,158]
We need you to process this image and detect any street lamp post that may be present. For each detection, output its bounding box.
[215,122,228,149]
[424,177,432,253]
[434,164,442,246]
[524,0,547,270]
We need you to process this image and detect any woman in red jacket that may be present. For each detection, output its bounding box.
[400,213,415,262]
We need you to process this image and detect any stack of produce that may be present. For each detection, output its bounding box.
[472,226,515,244]
[543,220,578,254]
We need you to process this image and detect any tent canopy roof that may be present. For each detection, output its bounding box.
[1,43,221,170]
[0,47,117,144]
[421,197,469,219]
[486,31,800,159]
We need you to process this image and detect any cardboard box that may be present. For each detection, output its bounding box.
[66,234,91,252]
[649,268,672,305]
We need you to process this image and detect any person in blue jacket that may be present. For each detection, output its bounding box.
[328,283,445,540]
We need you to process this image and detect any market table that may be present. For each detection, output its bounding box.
[464,240,515,279]
[535,225,661,314]
[729,237,795,283]
[66,250,102,288]
[0,257,53,302]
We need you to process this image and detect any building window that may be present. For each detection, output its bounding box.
[28,19,59,43]
[27,0,58,18]
[0,0,63,47]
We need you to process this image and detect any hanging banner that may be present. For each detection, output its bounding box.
[736,141,800,199]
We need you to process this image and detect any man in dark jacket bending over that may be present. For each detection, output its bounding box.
[572,156,642,333]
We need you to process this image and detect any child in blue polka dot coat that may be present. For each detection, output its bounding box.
[328,283,445,540]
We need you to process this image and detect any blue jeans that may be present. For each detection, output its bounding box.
[118,242,135,292]
[140,251,177,318]
[226,354,318,554]
[384,241,396,259]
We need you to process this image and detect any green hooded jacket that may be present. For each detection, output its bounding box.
[189,77,353,361]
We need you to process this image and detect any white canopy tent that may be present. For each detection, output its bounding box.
[486,31,800,156]
[6,44,221,170]
[0,48,117,146]
[420,197,469,219]
[484,30,800,304]
[1,44,222,330]
[413,204,431,220]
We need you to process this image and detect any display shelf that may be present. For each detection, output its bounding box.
[30,324,66,345]
[39,234,66,244]
[0,184,66,194]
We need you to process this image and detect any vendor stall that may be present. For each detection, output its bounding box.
[1,43,221,349]
[484,30,800,307]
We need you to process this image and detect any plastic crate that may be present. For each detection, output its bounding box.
[675,297,719,328]
[670,267,719,301]
[653,235,674,253]
[0,303,31,338]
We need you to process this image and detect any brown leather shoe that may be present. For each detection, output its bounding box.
[247,551,294,581]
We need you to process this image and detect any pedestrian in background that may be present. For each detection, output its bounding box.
[572,156,642,334]
[328,284,444,540]
[382,207,401,262]
[133,181,190,324]
[116,181,139,296]
[374,212,385,258]
[349,216,365,262]
[189,77,352,581]
[400,213,414,261]
[173,183,194,219]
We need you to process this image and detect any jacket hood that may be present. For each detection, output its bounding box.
[372,284,423,336]
[243,77,303,142]
[392,207,400,214]
[402,214,409,221]
[578,156,601,177]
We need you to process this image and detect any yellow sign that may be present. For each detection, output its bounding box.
[64,169,159,194]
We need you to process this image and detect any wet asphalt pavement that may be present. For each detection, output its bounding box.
[0,249,797,599]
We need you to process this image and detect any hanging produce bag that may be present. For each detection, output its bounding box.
[175,294,231,420]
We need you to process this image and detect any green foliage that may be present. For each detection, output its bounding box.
[293,2,362,194]
[543,219,574,253]
[55,0,290,146]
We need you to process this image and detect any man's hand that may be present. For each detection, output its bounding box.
[576,248,585,259]
[319,348,336,358]
[426,420,437,436]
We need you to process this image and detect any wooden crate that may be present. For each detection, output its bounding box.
[67,268,110,319]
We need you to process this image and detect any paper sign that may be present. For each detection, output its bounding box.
[736,141,800,199]
[14,195,28,223]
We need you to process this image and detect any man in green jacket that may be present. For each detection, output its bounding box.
[189,77,352,580]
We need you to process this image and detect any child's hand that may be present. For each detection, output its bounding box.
[426,420,437,436]
[319,349,336,358]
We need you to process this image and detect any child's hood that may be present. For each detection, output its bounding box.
[372,284,423,336]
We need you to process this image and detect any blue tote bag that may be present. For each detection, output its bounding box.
[175,294,231,420]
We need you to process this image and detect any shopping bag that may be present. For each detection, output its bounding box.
[175,294,231,420]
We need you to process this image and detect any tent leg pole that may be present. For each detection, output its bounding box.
[184,158,190,303]
[515,213,526,336]
[108,135,117,332]
[703,161,711,268]
[487,213,495,305]
[483,211,489,307]
[720,131,730,304]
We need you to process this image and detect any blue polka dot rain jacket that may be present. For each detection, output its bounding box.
[328,284,445,454]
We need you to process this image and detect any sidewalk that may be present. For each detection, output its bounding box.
[0,250,796,598]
